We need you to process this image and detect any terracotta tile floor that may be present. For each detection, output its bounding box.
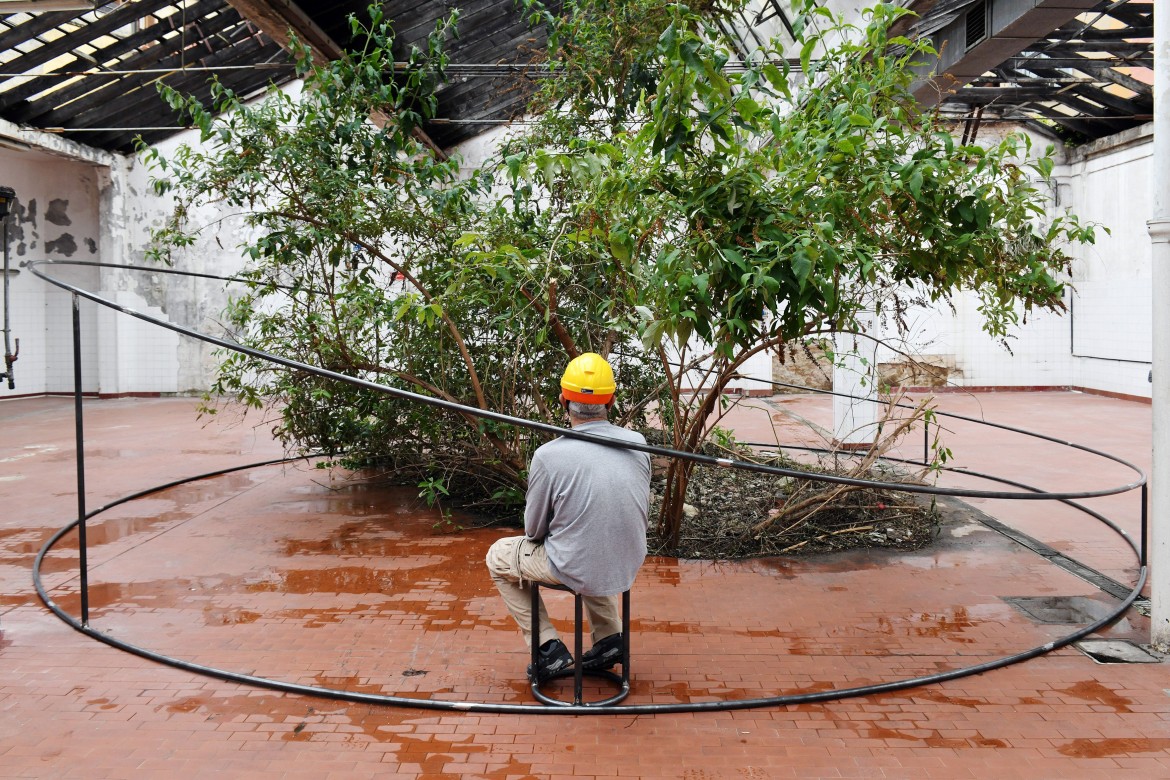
[1,392,1166,779]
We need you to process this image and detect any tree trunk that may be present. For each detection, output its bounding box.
[658,458,695,549]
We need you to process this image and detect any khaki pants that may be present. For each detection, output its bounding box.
[485,536,621,648]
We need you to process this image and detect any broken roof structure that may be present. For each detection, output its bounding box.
[0,0,1155,154]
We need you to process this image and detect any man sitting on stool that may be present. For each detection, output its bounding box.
[486,352,651,681]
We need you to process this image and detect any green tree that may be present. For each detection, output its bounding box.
[481,0,1097,544]
[146,1,1095,547]
[143,7,662,509]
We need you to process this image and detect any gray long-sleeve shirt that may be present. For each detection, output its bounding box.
[524,420,652,596]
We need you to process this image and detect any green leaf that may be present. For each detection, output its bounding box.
[505,153,524,180]
[792,250,812,290]
[609,231,633,263]
[800,37,817,74]
[908,170,924,199]
[539,154,559,183]
[762,63,785,88]
[735,96,761,122]
[659,23,677,53]
[727,191,742,214]
[641,319,667,351]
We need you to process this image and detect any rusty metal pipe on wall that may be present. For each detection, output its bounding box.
[0,185,18,390]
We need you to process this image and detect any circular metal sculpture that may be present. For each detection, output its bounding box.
[29,259,1148,714]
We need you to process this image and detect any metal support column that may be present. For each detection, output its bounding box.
[1149,0,1170,650]
[0,186,17,390]
[72,293,90,626]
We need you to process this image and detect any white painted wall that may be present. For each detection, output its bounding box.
[109,130,259,394]
[0,120,253,399]
[1061,125,1156,398]
[0,143,102,396]
[848,122,1154,400]
[0,86,1157,402]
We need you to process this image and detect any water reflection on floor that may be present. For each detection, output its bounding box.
[32,461,1147,707]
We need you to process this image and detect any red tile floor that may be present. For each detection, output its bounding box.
[1,392,1166,779]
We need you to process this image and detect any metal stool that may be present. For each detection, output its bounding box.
[529,582,630,706]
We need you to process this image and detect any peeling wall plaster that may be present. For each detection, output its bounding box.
[0,146,103,396]
[8,197,36,256]
[0,96,1157,400]
[45,198,71,226]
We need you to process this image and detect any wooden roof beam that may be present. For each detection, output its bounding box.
[0,8,78,54]
[0,0,231,112]
[225,0,446,156]
[225,0,342,62]
[0,0,175,82]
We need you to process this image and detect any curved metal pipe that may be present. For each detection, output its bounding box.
[26,259,1147,502]
[28,259,1149,714]
[756,378,1147,482]
[34,459,1148,715]
[736,441,1145,562]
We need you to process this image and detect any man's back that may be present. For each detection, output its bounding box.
[524,420,651,596]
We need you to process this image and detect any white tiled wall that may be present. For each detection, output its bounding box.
[956,298,1074,387]
[42,282,100,394]
[2,263,46,394]
[1071,279,1151,364]
[854,125,1155,400]
[1061,126,1155,398]
[3,249,102,395]
[0,112,1158,401]
[863,286,1073,390]
[96,291,180,394]
[1,146,104,397]
[1,141,190,398]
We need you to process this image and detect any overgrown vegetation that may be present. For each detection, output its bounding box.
[144,1,1096,555]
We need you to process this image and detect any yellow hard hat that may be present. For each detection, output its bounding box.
[560,352,616,405]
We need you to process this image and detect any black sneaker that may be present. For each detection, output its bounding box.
[527,639,573,682]
[581,633,623,671]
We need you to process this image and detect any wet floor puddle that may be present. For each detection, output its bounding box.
[33,464,1086,707]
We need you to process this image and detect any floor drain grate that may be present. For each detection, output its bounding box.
[1004,596,1110,625]
[1075,639,1162,664]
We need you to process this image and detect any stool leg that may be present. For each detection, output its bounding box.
[528,584,628,707]
[573,594,584,705]
[621,589,631,686]
[530,582,540,679]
